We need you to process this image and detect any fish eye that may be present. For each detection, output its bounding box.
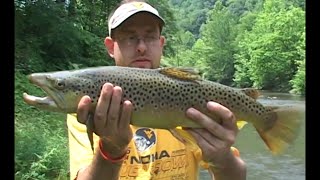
[55,79,65,89]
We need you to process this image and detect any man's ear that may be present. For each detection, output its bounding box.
[104,37,114,58]
[160,35,166,48]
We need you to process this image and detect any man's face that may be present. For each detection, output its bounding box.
[105,12,165,69]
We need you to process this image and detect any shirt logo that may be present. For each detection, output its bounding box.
[133,128,156,153]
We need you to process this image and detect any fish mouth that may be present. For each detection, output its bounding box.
[23,92,58,108]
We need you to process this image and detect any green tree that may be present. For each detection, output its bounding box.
[15,0,113,74]
[168,0,216,39]
[234,0,305,91]
[289,30,305,94]
[227,0,264,17]
[196,0,238,85]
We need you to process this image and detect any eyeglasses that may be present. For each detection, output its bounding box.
[116,35,160,47]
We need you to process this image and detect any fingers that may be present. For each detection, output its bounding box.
[93,83,131,133]
[76,82,133,154]
[206,102,237,130]
[186,107,226,139]
[119,100,133,129]
[186,102,239,165]
[188,128,223,148]
[77,95,92,124]
[186,102,237,140]
[106,86,122,130]
[94,83,114,129]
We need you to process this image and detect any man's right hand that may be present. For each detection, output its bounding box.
[76,83,133,159]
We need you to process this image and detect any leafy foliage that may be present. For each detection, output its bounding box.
[15,0,114,74]
[168,0,216,39]
[289,30,305,95]
[196,1,238,85]
[227,0,264,17]
[15,72,69,180]
[233,0,305,92]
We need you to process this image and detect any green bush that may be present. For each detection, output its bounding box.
[15,72,69,179]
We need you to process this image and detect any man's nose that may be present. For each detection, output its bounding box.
[136,39,147,53]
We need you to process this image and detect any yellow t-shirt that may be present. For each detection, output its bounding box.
[67,114,240,180]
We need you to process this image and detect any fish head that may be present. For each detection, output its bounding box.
[23,71,86,113]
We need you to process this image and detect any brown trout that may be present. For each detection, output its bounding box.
[22,66,302,154]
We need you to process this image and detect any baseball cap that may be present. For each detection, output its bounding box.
[108,2,165,36]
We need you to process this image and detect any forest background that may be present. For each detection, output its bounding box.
[14,0,305,179]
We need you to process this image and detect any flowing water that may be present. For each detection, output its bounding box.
[199,91,306,180]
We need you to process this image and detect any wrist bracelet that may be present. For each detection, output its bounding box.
[98,139,127,163]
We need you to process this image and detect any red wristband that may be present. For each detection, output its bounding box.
[99,139,127,163]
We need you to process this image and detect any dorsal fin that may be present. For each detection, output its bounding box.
[159,67,202,81]
[240,88,261,100]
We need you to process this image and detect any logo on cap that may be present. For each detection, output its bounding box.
[132,2,144,9]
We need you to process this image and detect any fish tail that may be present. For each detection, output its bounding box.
[255,105,303,155]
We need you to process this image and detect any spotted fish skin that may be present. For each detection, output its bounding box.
[23,66,302,155]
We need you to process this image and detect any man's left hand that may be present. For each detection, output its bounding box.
[185,101,239,167]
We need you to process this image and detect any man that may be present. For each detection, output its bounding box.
[68,1,246,179]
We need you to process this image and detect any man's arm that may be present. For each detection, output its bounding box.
[76,152,123,180]
[186,101,247,180]
[75,83,133,180]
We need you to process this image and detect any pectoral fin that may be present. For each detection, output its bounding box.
[86,113,95,153]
